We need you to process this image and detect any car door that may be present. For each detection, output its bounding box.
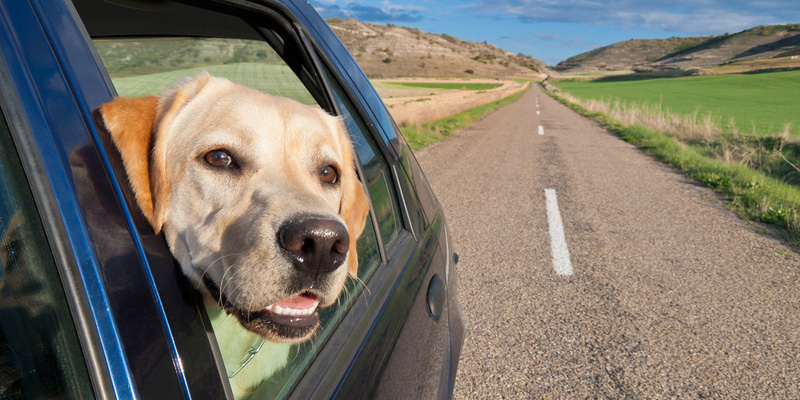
[9,0,458,397]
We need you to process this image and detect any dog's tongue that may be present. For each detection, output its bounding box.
[274,293,318,310]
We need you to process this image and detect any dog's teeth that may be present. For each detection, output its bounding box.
[266,300,319,317]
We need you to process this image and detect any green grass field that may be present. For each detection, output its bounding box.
[378,82,502,91]
[545,87,800,243]
[554,71,800,137]
[111,62,316,105]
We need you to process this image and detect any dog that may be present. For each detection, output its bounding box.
[98,74,370,349]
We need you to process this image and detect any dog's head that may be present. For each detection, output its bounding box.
[99,74,370,343]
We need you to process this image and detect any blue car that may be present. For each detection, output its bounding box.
[0,0,463,398]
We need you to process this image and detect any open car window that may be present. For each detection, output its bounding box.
[96,37,316,105]
[78,1,401,397]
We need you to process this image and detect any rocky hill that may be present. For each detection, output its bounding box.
[326,18,547,79]
[555,24,800,73]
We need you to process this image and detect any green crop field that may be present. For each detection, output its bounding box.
[554,71,800,137]
[111,62,315,105]
[379,82,502,91]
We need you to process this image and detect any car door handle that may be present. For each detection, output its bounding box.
[426,274,446,321]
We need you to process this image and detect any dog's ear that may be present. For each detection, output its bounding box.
[341,173,370,276]
[334,120,370,277]
[98,96,164,231]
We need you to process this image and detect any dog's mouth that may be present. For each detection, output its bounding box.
[203,276,321,342]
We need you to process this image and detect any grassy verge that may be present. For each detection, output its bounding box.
[400,87,528,152]
[543,85,800,243]
[380,81,502,91]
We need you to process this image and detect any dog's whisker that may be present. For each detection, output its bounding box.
[344,274,371,310]
[352,275,369,295]
[218,264,236,299]
[201,251,247,277]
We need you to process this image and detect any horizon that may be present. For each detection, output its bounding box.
[310,1,800,66]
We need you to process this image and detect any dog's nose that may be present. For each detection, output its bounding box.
[278,217,350,276]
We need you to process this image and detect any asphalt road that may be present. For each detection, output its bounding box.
[415,86,800,398]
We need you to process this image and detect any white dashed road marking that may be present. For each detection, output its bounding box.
[544,189,573,276]
[538,125,544,135]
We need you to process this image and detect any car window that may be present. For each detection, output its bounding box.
[88,7,386,398]
[0,110,94,398]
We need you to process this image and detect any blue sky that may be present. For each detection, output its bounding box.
[310,1,800,65]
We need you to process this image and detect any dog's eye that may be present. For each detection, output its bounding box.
[205,150,234,168]
[319,165,339,184]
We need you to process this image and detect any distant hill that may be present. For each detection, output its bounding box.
[326,18,548,79]
[555,36,715,72]
[555,24,800,73]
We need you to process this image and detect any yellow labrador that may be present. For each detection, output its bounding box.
[98,74,370,345]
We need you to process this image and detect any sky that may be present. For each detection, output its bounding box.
[309,1,800,66]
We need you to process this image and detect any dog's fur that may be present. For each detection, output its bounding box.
[99,74,369,346]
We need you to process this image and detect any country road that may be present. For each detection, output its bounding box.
[415,86,800,398]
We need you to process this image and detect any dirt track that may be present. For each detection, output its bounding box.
[416,86,800,398]
[376,79,529,126]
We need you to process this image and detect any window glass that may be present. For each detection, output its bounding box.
[0,112,94,398]
[92,26,384,399]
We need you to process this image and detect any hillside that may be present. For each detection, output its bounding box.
[555,24,800,73]
[556,36,715,72]
[326,18,547,79]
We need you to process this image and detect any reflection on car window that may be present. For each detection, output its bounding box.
[0,111,94,398]
[93,28,383,398]
[323,69,403,250]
